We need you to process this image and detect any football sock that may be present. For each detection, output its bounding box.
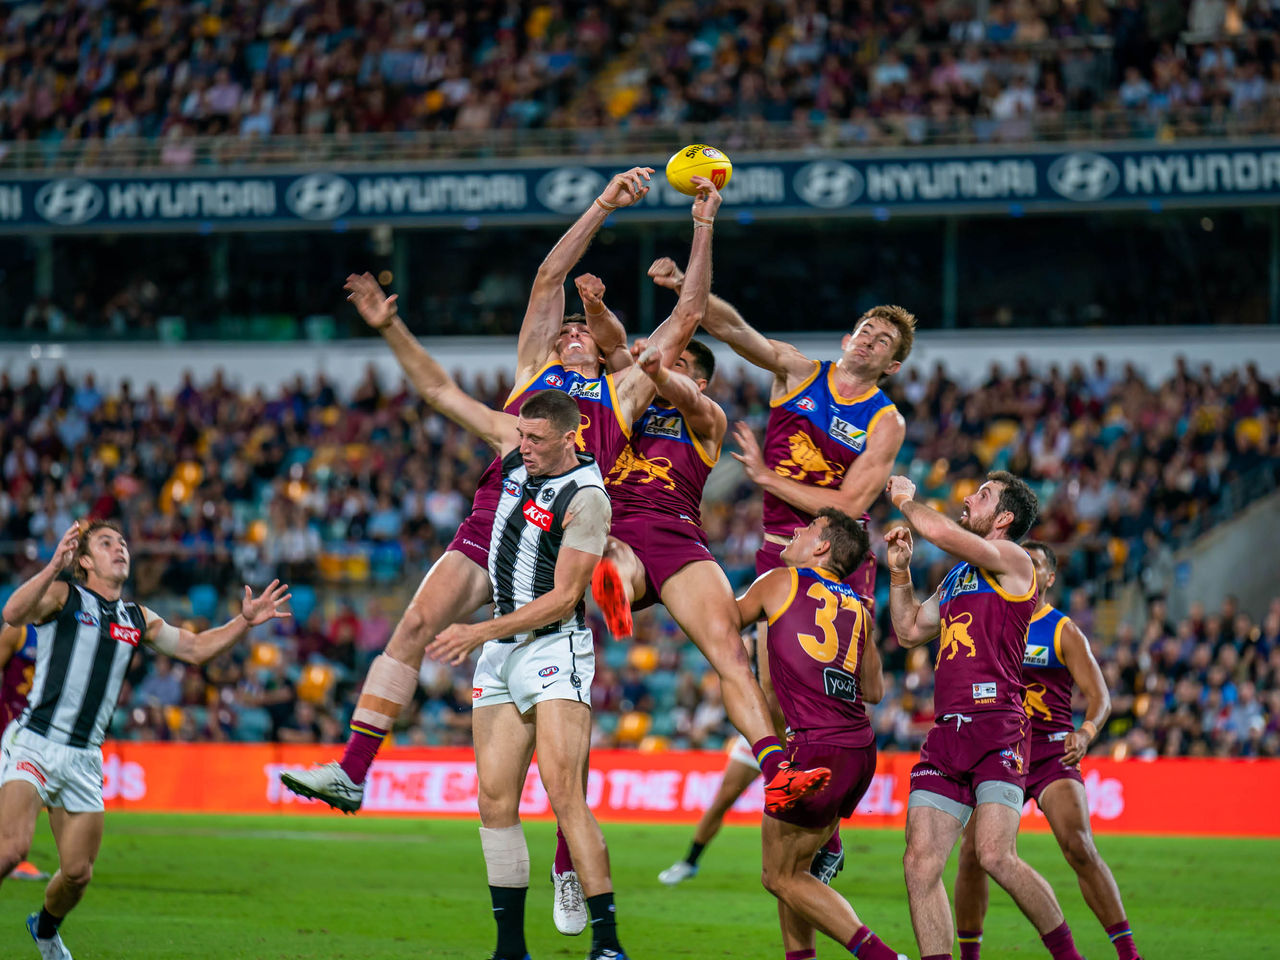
[846,924,900,959]
[488,885,528,960]
[36,908,61,940]
[1105,919,1140,960]
[958,927,983,960]
[553,825,575,875]
[586,892,621,953]
[686,840,706,867]
[752,736,786,780]
[1041,920,1084,960]
[922,954,954,960]
[338,724,385,783]
[824,828,843,856]
[340,653,419,783]
[785,950,817,960]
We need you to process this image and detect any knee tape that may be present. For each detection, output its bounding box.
[352,655,419,728]
[479,824,530,887]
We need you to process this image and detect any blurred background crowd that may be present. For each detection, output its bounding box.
[1,356,1275,758]
[4,0,1280,160]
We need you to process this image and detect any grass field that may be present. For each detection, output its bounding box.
[0,813,1272,958]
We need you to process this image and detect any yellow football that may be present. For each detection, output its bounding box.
[665,144,733,196]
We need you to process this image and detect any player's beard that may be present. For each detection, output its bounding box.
[959,511,993,537]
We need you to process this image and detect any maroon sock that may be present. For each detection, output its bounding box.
[922,953,954,960]
[957,927,983,960]
[785,951,816,960]
[752,736,786,780]
[338,724,386,784]
[553,824,575,875]
[825,827,843,855]
[845,925,900,959]
[1041,921,1084,960]
[1105,920,1139,960]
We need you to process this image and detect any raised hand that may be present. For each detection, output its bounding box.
[688,175,723,222]
[574,273,606,312]
[241,580,292,626]
[647,257,684,291]
[599,166,655,209]
[631,337,663,379]
[886,475,917,510]
[50,522,82,572]
[344,272,398,330]
[730,421,770,486]
[884,526,914,571]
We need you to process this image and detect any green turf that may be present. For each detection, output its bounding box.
[0,813,1271,958]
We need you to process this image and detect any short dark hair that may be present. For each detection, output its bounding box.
[683,339,716,383]
[75,519,123,581]
[1022,540,1058,573]
[520,389,581,434]
[815,509,870,580]
[987,471,1039,541]
[562,313,587,326]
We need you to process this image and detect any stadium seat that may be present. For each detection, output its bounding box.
[188,584,220,621]
[288,584,318,626]
[234,707,274,742]
[604,643,630,671]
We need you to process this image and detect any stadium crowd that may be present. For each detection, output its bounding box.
[0,354,1274,757]
[4,0,1280,155]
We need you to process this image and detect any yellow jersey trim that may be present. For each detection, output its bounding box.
[979,567,1037,604]
[770,361,822,408]
[809,566,842,583]
[1029,605,1054,624]
[767,568,800,626]
[506,358,558,408]
[605,373,632,439]
[688,424,720,467]
[827,366,879,406]
[865,403,898,441]
[1053,615,1070,664]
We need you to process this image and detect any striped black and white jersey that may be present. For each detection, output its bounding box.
[20,583,146,749]
[488,449,606,639]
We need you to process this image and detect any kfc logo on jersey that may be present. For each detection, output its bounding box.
[828,415,867,452]
[503,478,521,497]
[111,623,141,646]
[643,414,682,439]
[1024,644,1050,667]
[796,397,816,412]
[568,380,603,401]
[544,374,564,387]
[75,611,99,627]
[523,501,553,531]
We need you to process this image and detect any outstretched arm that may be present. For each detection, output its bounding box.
[884,525,943,648]
[629,337,726,454]
[1060,619,1111,765]
[144,581,292,666]
[887,475,1035,595]
[516,166,654,382]
[346,273,518,454]
[0,624,26,671]
[3,523,76,626]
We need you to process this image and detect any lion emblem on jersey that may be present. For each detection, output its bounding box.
[573,414,591,451]
[774,431,843,487]
[937,611,978,666]
[1023,682,1052,722]
[607,444,675,490]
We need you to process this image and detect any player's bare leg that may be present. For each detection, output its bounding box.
[659,756,759,885]
[970,800,1084,960]
[474,702,537,960]
[0,781,43,887]
[903,804,965,957]
[534,698,628,959]
[954,819,989,960]
[761,816,905,959]
[25,806,103,958]
[661,561,829,812]
[778,899,817,960]
[280,550,492,812]
[1039,779,1142,959]
[591,537,644,638]
[551,759,591,936]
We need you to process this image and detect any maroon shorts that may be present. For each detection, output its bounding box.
[910,711,1031,808]
[767,737,877,830]
[610,512,716,612]
[446,507,495,569]
[1023,733,1085,803]
[755,539,876,613]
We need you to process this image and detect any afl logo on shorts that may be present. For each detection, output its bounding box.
[796,397,816,412]
[545,374,564,388]
[538,666,559,678]
[110,623,141,646]
[503,478,521,497]
[76,611,99,627]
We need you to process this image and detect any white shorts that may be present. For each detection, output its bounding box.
[472,629,595,715]
[0,725,104,813]
[727,734,761,772]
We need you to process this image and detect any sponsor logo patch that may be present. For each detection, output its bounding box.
[472,687,483,700]
[111,623,141,646]
[950,568,981,597]
[1024,644,1050,666]
[822,667,860,702]
[829,415,867,451]
[544,374,564,387]
[523,501,553,531]
[796,396,817,412]
[643,414,683,439]
[1000,747,1025,775]
[503,478,521,497]
[568,380,603,401]
[76,611,99,627]
[16,760,46,786]
[538,666,559,678]
[972,682,997,701]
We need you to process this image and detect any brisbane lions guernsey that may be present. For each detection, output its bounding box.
[762,361,897,538]
[934,561,1037,720]
[469,361,632,521]
[606,402,715,524]
[766,566,874,748]
[0,625,38,730]
[1022,605,1075,738]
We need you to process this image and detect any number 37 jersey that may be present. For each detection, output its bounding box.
[766,566,873,748]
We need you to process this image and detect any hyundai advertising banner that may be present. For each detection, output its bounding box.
[3,140,1280,232]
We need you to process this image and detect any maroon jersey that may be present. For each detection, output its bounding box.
[0,625,38,730]
[1022,605,1075,738]
[934,561,1037,720]
[766,566,874,748]
[606,402,714,523]
[469,361,633,521]
[761,361,898,538]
